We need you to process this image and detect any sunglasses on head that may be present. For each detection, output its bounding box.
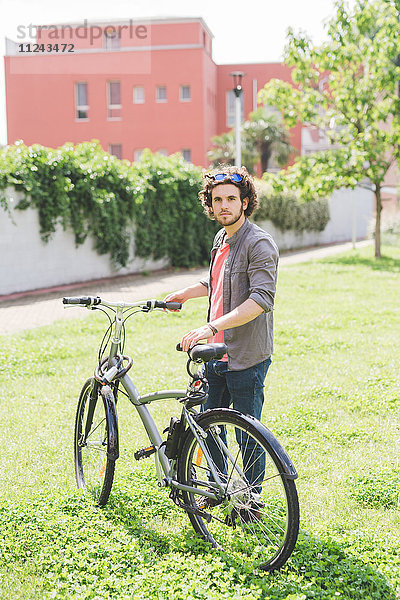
[209,173,243,182]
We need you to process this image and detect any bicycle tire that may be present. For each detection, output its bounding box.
[74,378,118,506]
[177,408,299,571]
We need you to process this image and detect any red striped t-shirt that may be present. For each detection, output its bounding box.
[208,241,229,360]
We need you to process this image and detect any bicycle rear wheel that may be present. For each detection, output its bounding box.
[74,378,118,506]
[177,408,299,571]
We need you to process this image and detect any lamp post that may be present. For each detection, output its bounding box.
[230,71,245,167]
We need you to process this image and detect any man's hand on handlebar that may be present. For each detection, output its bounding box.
[163,282,208,312]
[163,289,189,312]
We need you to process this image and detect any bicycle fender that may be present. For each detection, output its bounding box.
[197,408,298,480]
[83,378,99,440]
[100,385,119,461]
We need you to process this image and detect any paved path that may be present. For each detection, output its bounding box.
[0,240,372,334]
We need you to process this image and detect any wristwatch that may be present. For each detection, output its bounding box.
[207,323,218,336]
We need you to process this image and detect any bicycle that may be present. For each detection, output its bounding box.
[63,294,299,571]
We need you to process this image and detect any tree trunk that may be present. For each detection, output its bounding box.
[260,143,272,174]
[374,184,382,258]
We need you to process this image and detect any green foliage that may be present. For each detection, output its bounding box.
[261,147,363,200]
[347,469,400,509]
[132,150,218,267]
[207,132,235,166]
[243,108,294,174]
[254,180,330,232]
[259,0,400,257]
[0,482,396,599]
[208,108,294,174]
[0,142,217,269]
[207,131,258,174]
[0,141,141,267]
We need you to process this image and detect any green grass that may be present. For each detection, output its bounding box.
[0,244,399,599]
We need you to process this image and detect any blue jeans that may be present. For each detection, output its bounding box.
[203,358,271,417]
[202,358,271,493]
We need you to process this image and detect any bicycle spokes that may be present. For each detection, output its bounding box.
[75,379,116,505]
[178,411,299,571]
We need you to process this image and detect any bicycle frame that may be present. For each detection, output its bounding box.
[118,374,225,499]
[103,302,226,500]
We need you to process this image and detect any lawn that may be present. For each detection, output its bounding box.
[0,245,399,599]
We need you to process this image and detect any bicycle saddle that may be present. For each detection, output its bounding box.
[189,343,227,363]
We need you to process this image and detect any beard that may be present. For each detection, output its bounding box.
[214,204,244,227]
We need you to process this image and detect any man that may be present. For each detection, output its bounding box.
[164,165,278,421]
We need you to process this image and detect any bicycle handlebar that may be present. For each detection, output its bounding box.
[62,296,182,311]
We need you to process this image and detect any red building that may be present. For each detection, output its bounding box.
[4,17,301,166]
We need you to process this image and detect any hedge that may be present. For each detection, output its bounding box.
[254,179,330,232]
[0,141,218,268]
[0,142,330,268]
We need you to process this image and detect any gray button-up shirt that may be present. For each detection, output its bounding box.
[200,218,279,371]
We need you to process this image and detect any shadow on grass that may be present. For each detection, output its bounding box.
[1,487,395,600]
[101,485,179,553]
[322,251,400,273]
[220,531,396,600]
[102,487,395,600]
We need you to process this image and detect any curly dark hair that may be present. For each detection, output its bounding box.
[199,165,258,220]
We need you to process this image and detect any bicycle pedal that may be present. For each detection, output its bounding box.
[134,445,156,460]
[196,498,208,510]
[184,504,212,523]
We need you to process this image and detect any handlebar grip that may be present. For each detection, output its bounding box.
[150,300,182,310]
[164,302,182,311]
[62,296,101,306]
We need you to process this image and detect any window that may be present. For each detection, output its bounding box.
[75,82,88,120]
[109,144,122,160]
[156,86,167,102]
[180,85,191,102]
[107,81,121,119]
[157,148,168,156]
[103,28,121,50]
[133,86,145,104]
[181,149,191,162]
[134,149,143,161]
[226,90,244,127]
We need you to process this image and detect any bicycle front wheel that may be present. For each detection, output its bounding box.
[177,408,299,571]
[74,378,118,506]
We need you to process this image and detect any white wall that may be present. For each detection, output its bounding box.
[0,186,374,296]
[0,189,168,296]
[258,187,374,251]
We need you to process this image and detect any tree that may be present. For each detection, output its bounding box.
[207,131,258,173]
[207,132,235,167]
[207,109,293,174]
[259,0,400,258]
[243,108,294,173]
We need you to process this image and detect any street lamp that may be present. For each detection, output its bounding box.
[230,71,245,167]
